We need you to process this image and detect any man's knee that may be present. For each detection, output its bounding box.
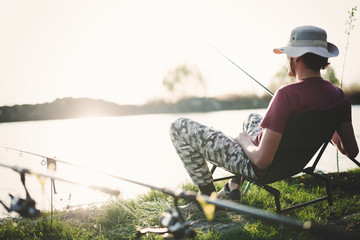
[247,113,262,122]
[243,113,263,132]
[170,117,189,139]
[170,117,186,131]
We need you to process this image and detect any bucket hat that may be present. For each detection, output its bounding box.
[273,25,339,58]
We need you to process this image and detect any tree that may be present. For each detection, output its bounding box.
[341,5,357,89]
[323,66,339,86]
[268,65,293,93]
[162,63,207,103]
[268,64,340,93]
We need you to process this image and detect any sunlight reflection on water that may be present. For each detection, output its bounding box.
[0,107,359,216]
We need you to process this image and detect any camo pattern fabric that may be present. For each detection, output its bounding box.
[170,113,263,187]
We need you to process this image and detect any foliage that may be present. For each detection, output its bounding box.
[337,5,358,173]
[323,65,340,86]
[0,216,94,240]
[269,64,340,92]
[341,5,358,89]
[162,63,207,103]
[268,65,293,92]
[0,170,359,239]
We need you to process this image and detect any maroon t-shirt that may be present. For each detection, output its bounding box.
[251,77,351,175]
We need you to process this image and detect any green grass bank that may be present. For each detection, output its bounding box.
[1,169,359,239]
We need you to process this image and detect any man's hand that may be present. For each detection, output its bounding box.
[235,129,282,170]
[332,122,359,158]
[234,132,252,145]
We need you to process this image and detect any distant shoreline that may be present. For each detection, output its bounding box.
[1,93,359,123]
[0,96,271,123]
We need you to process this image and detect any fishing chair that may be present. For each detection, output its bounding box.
[211,107,351,214]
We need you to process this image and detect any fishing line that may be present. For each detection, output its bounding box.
[207,42,274,97]
[0,162,120,196]
[185,28,360,168]
[0,146,179,192]
[2,145,359,185]
[185,26,274,96]
[0,147,359,239]
[0,161,120,219]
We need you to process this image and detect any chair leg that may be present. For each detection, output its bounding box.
[211,165,238,182]
[274,193,281,213]
[324,177,335,215]
[259,184,282,213]
[304,171,334,214]
[210,164,217,174]
[349,157,360,167]
[211,165,334,214]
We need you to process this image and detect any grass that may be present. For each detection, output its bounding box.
[1,169,360,239]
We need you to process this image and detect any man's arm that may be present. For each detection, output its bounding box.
[235,128,283,170]
[332,121,359,159]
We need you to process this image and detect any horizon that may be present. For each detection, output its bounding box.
[1,1,359,106]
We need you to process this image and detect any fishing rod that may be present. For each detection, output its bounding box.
[0,146,213,192]
[0,149,198,238]
[3,143,359,181]
[68,164,358,240]
[0,161,120,218]
[0,162,120,196]
[186,26,274,97]
[0,146,175,190]
[89,169,359,240]
[209,44,274,97]
[1,148,358,239]
[194,34,360,168]
[2,145,360,197]
[0,146,88,170]
[0,155,197,238]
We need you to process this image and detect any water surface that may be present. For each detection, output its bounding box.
[0,107,359,217]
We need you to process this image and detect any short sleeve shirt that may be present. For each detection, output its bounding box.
[253,77,351,145]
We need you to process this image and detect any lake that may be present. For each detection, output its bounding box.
[0,106,359,217]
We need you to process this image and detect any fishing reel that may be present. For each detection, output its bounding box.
[137,199,196,239]
[0,171,40,218]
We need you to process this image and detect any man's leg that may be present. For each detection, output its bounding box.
[243,113,263,138]
[170,117,259,195]
[228,113,263,190]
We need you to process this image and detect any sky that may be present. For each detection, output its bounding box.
[0,0,359,106]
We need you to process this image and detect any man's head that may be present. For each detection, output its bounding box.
[275,26,338,77]
[274,25,339,58]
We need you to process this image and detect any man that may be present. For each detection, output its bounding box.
[170,25,359,213]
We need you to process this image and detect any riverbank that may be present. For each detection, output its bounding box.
[1,91,360,123]
[1,169,359,239]
[0,96,271,123]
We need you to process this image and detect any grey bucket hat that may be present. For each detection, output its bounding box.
[273,25,339,58]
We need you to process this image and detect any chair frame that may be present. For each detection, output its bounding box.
[211,107,359,214]
[211,145,333,213]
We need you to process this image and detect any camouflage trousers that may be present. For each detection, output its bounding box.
[170,113,263,187]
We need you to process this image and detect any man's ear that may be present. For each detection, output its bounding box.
[293,57,302,63]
